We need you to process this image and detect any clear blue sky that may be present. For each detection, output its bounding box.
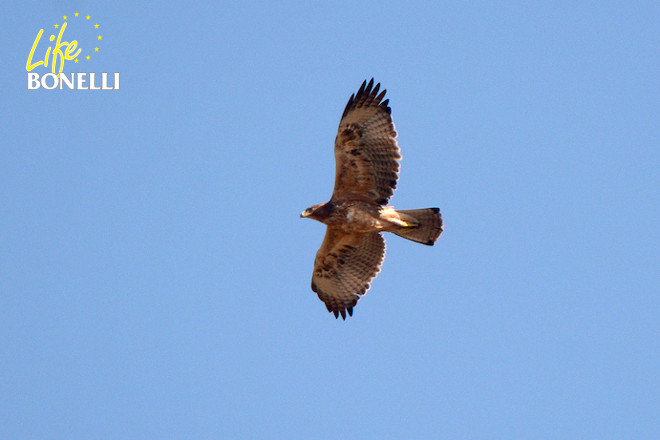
[2,1,659,438]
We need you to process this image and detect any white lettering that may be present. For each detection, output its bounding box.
[101,72,111,90]
[27,72,40,89]
[26,72,121,90]
[58,73,75,90]
[41,73,58,90]
[77,73,88,90]
[89,73,100,90]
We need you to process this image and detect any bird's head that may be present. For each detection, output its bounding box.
[300,202,333,221]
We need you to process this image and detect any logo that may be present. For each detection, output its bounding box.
[26,12,119,90]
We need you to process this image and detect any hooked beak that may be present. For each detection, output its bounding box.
[300,211,308,218]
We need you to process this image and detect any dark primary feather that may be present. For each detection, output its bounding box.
[341,78,391,119]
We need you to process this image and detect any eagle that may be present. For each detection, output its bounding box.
[301,79,443,319]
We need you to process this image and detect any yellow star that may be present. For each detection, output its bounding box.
[63,15,67,20]
[86,55,90,60]
[75,12,79,17]
[54,23,59,28]
[94,47,99,52]
[98,35,102,40]
[74,59,79,63]
[86,15,90,20]
[95,24,99,28]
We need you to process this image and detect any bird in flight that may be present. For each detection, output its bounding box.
[301,79,443,319]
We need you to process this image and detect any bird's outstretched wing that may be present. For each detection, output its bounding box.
[332,79,401,206]
[311,228,385,319]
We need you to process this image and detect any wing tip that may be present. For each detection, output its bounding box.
[330,305,353,320]
[341,78,390,118]
[321,297,357,321]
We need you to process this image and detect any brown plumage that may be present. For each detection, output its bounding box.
[301,79,443,319]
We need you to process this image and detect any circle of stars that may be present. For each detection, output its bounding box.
[53,12,102,64]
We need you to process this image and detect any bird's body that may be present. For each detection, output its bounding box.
[305,201,436,236]
[301,79,443,319]
[305,201,388,232]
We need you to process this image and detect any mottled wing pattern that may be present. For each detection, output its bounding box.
[311,228,386,319]
[332,79,401,206]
